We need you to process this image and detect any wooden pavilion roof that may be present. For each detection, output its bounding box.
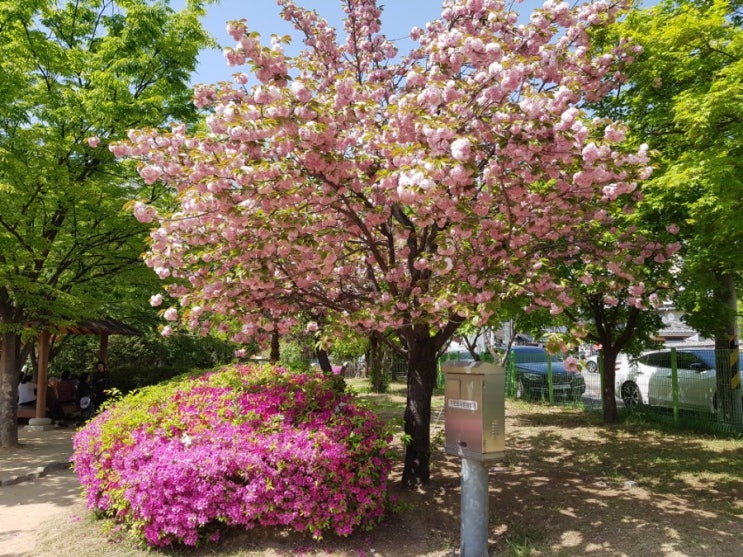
[23,318,141,422]
[55,318,142,336]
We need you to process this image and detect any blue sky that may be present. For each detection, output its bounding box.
[180,0,448,84]
[176,0,544,85]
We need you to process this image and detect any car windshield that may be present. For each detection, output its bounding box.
[687,350,716,369]
[639,349,717,370]
[512,348,563,364]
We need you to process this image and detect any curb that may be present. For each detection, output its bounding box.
[0,461,73,487]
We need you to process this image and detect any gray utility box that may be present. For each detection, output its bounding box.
[443,360,505,462]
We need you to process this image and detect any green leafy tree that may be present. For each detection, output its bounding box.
[556,275,672,423]
[595,0,743,423]
[50,328,238,376]
[0,0,214,447]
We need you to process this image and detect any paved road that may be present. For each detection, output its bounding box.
[0,468,82,557]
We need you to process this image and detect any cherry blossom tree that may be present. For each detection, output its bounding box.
[116,0,667,486]
[533,212,681,422]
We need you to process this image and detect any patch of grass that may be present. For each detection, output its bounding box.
[349,377,448,424]
[617,405,743,439]
[36,376,743,557]
[719,499,743,519]
[504,524,543,557]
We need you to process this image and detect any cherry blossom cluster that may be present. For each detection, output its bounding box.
[113,0,674,345]
[72,364,393,547]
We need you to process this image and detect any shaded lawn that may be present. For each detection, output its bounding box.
[30,378,743,557]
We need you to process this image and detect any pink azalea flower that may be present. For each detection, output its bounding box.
[72,365,393,547]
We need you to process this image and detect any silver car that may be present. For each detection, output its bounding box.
[617,349,719,413]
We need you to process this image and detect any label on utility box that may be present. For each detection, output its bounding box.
[448,399,478,411]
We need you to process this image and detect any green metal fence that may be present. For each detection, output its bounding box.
[438,349,582,405]
[614,347,743,431]
[435,347,743,432]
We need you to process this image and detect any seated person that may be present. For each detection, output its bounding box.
[45,383,67,426]
[76,372,94,423]
[18,374,37,406]
[56,370,76,404]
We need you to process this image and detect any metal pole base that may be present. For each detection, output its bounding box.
[460,458,489,557]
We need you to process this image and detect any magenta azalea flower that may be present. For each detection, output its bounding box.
[72,364,393,547]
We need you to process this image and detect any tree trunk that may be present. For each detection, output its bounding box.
[0,332,20,448]
[714,274,742,425]
[462,330,482,361]
[600,348,619,424]
[589,301,643,425]
[316,346,332,374]
[368,334,386,393]
[269,330,280,364]
[402,334,439,487]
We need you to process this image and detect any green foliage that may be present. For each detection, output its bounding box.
[329,332,369,363]
[0,0,218,445]
[595,0,743,339]
[278,339,313,371]
[49,331,239,393]
[279,327,368,375]
[0,0,213,328]
[590,0,743,424]
[106,366,198,395]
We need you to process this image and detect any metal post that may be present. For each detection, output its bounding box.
[460,457,489,557]
[508,351,515,396]
[671,347,679,426]
[598,352,605,409]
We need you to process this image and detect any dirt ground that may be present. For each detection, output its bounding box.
[7,401,743,557]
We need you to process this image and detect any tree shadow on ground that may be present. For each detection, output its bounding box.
[30,403,743,557]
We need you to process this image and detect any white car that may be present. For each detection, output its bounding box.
[616,349,719,413]
[583,355,598,373]
[582,352,629,374]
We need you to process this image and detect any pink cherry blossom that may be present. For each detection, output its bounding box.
[110,0,673,484]
[604,124,626,142]
[133,201,157,223]
[603,295,619,307]
[139,165,163,185]
[450,137,472,161]
[564,356,579,371]
[163,307,178,321]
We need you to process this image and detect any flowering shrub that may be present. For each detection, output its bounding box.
[72,364,394,547]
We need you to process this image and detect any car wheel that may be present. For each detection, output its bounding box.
[620,382,642,408]
[586,360,598,373]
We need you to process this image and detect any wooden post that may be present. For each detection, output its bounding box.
[35,331,51,419]
[99,333,109,364]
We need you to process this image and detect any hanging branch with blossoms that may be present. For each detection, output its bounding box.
[114,0,674,486]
